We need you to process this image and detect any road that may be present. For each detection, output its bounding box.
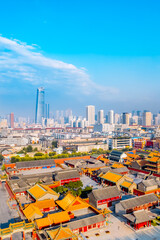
[0,182,20,228]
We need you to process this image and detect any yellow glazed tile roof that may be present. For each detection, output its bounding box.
[124,161,132,165]
[147,156,160,163]
[24,199,56,211]
[56,193,89,211]
[126,153,140,159]
[35,216,52,229]
[27,183,59,200]
[49,211,71,224]
[112,163,124,169]
[120,181,132,188]
[34,199,56,209]
[35,211,70,229]
[47,226,76,240]
[56,193,75,210]
[101,171,123,183]
[23,205,43,220]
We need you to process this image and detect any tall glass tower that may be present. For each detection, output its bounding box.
[35,87,45,124]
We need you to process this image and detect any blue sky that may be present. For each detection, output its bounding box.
[0,0,160,117]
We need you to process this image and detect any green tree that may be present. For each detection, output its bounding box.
[139,154,145,159]
[34,152,44,157]
[17,149,24,154]
[77,188,82,196]
[11,156,20,163]
[1,164,6,171]
[49,152,56,157]
[72,149,76,153]
[52,141,58,148]
[26,145,33,152]
[0,154,4,163]
[62,150,68,154]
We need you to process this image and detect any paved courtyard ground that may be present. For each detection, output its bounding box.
[3,232,32,240]
[81,175,102,189]
[0,182,21,228]
[82,214,160,240]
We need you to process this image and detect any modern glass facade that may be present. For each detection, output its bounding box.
[45,103,50,119]
[35,87,45,124]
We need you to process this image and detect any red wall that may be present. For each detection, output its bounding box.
[61,177,80,185]
[98,196,121,205]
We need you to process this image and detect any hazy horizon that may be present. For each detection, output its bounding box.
[1,0,160,117]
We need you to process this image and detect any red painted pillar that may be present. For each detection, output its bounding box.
[23,231,25,240]
[10,235,12,240]
[32,230,37,240]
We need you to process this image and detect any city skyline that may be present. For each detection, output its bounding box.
[35,87,45,124]
[1,1,160,116]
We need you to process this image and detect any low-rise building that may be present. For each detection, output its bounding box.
[145,153,160,174]
[109,150,127,163]
[53,169,80,185]
[115,193,159,215]
[134,179,160,196]
[100,171,125,188]
[67,214,106,234]
[27,183,59,201]
[88,186,121,208]
[120,180,136,194]
[15,159,56,171]
[124,210,151,230]
[46,226,78,240]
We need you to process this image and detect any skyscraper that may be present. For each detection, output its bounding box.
[98,110,104,124]
[86,105,95,125]
[122,112,130,125]
[10,112,14,128]
[114,113,120,124]
[108,110,114,124]
[35,87,45,124]
[45,103,50,119]
[143,111,152,126]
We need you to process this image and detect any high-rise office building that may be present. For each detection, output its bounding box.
[35,87,45,124]
[65,109,72,118]
[86,105,95,125]
[122,112,130,125]
[137,111,141,117]
[55,110,59,121]
[108,110,114,124]
[98,110,104,124]
[45,103,50,119]
[143,111,152,126]
[132,110,136,116]
[10,112,14,128]
[114,113,120,124]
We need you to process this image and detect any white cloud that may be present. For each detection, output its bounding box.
[0,35,118,98]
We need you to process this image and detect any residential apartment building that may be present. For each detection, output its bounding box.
[109,137,132,149]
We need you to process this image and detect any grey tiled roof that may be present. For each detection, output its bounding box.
[16,159,55,169]
[97,167,111,176]
[120,193,158,210]
[68,214,105,230]
[110,150,123,156]
[54,169,80,181]
[89,186,121,201]
[112,167,128,174]
[124,210,151,224]
[140,179,157,187]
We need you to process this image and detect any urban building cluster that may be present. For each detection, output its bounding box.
[0,88,160,131]
[1,148,160,240]
[1,88,160,239]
